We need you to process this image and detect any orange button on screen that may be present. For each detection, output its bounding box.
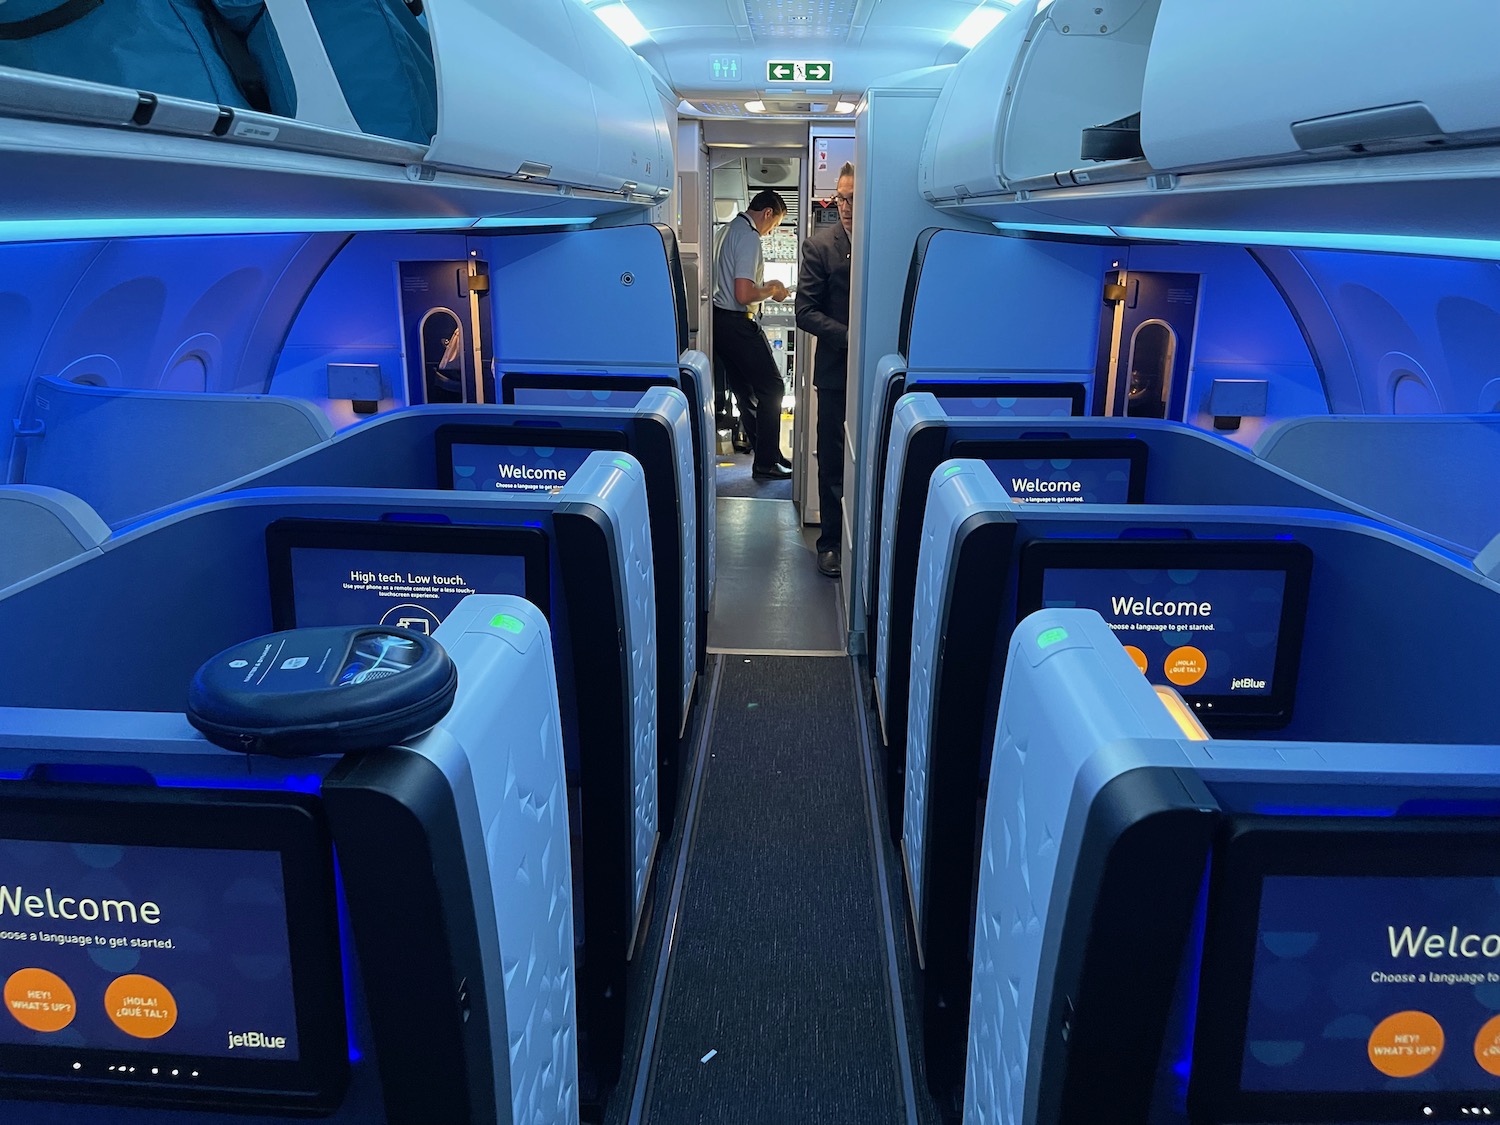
[4,968,77,1033]
[104,974,177,1039]
[1122,645,1149,674]
[1164,646,1207,687]
[1368,1010,1444,1078]
[1474,1014,1500,1076]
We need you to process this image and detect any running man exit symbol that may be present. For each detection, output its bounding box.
[767,61,833,82]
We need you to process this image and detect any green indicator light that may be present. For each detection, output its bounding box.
[491,613,525,634]
[943,465,964,478]
[1037,627,1069,649]
[613,458,633,470]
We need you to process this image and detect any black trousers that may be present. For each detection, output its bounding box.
[712,305,786,468]
[816,385,846,554]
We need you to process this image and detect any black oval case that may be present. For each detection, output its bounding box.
[187,626,458,757]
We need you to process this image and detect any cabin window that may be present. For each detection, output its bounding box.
[56,354,121,388]
[1391,372,1439,414]
[1382,351,1439,414]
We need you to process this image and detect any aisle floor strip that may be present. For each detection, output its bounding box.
[626,654,725,1125]
[851,655,921,1125]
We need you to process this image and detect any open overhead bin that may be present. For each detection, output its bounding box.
[0,0,672,235]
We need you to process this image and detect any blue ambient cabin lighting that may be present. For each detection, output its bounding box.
[1249,803,1396,818]
[0,215,598,243]
[994,220,1500,263]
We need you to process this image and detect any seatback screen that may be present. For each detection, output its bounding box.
[1245,875,1500,1094]
[499,372,674,409]
[267,520,550,634]
[0,840,297,1059]
[935,395,1076,419]
[1194,819,1500,1124]
[1016,540,1311,727]
[914,380,1086,419]
[954,439,1148,505]
[511,387,649,409]
[0,789,346,1112]
[449,443,594,493]
[436,425,627,495]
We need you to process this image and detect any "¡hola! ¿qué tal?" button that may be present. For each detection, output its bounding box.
[105,974,177,1039]
[1164,645,1207,687]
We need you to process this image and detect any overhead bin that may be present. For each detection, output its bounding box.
[424,0,671,199]
[1140,0,1500,171]
[0,0,671,230]
[918,0,1500,245]
[918,0,1162,203]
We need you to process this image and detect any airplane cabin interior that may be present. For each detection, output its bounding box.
[3,2,1500,1124]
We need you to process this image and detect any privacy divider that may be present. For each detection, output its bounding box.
[0,594,577,1125]
[908,458,1500,1109]
[0,454,655,1096]
[1255,413,1500,557]
[165,392,698,825]
[10,376,333,527]
[0,484,109,591]
[968,606,1500,1125]
[873,398,1378,832]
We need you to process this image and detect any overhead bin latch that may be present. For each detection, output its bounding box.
[516,161,552,179]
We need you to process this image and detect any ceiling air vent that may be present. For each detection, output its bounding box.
[693,101,749,116]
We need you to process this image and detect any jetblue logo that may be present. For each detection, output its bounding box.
[228,1030,288,1051]
[1231,677,1266,691]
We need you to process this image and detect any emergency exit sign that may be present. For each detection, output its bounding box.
[767,60,833,82]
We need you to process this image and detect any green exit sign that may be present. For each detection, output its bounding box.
[766,60,833,83]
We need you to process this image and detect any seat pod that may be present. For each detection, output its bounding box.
[187,626,458,757]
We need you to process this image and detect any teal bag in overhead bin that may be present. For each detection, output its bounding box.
[305,0,437,144]
[0,0,285,111]
[0,0,433,144]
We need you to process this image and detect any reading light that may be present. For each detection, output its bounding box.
[951,2,1006,48]
[834,101,856,114]
[593,2,650,46]
[745,100,766,113]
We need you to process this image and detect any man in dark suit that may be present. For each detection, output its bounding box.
[796,162,854,578]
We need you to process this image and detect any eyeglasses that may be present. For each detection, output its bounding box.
[833,193,854,209]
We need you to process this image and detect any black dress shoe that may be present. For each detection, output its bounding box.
[777,454,792,469]
[751,462,792,480]
[817,550,841,578]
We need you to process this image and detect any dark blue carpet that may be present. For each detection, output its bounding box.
[642,655,905,1123]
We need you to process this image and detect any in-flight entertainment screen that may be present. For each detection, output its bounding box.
[449,442,594,493]
[915,380,1086,419]
[953,439,1147,505]
[1194,820,1500,1123]
[436,424,626,495]
[499,372,673,409]
[0,789,346,1111]
[1016,539,1311,726]
[267,520,550,635]
[0,841,298,1058]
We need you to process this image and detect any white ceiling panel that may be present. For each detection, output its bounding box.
[581,0,1015,113]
